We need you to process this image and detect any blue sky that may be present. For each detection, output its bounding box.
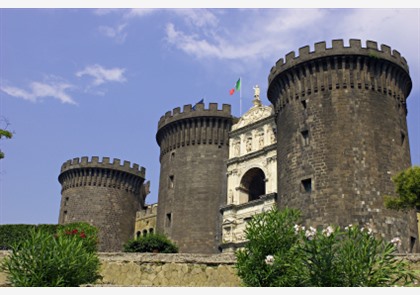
[1,5,419,225]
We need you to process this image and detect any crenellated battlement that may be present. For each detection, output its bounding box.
[267,39,412,114]
[60,156,145,178]
[156,103,234,157]
[268,39,409,84]
[157,103,232,130]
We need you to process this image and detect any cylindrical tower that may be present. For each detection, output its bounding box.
[58,156,146,252]
[267,39,418,252]
[156,103,234,253]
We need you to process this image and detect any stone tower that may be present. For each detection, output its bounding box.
[155,103,235,253]
[58,156,146,252]
[267,39,418,252]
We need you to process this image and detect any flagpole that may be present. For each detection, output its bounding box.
[240,77,242,116]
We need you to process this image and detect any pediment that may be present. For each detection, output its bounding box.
[232,105,274,131]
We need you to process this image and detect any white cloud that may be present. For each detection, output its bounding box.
[93,8,121,16]
[172,9,219,28]
[163,8,419,66]
[123,8,157,19]
[75,64,126,86]
[98,23,128,43]
[1,80,76,105]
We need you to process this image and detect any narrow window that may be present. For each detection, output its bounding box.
[64,197,69,206]
[401,132,406,146]
[169,175,174,188]
[301,100,307,109]
[301,130,309,146]
[170,152,175,161]
[166,213,172,227]
[410,236,416,253]
[63,210,68,223]
[301,178,312,193]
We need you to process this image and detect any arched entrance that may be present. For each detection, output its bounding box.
[238,168,266,203]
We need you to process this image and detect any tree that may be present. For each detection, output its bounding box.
[384,166,420,212]
[0,117,13,159]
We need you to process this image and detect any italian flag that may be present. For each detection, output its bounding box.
[229,78,241,95]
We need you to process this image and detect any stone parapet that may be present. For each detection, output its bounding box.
[2,251,420,287]
[0,252,241,287]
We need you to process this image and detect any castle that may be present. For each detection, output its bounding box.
[57,39,419,254]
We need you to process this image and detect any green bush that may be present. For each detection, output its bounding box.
[57,222,99,253]
[0,227,102,287]
[235,207,418,287]
[235,207,303,287]
[123,233,178,253]
[0,224,58,250]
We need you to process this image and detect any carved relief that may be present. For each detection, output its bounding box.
[223,226,232,243]
[258,131,264,149]
[246,137,252,152]
[234,232,245,242]
[234,140,240,156]
[232,105,273,130]
[270,128,276,144]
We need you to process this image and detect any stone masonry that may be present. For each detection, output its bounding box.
[58,157,146,252]
[267,39,418,252]
[155,103,235,253]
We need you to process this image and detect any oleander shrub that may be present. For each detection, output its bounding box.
[235,207,304,287]
[123,233,178,253]
[57,222,99,253]
[235,207,418,287]
[0,224,58,250]
[0,225,102,287]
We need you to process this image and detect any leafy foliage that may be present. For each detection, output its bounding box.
[0,224,58,250]
[57,222,99,253]
[0,226,102,287]
[384,166,420,211]
[0,117,13,159]
[123,233,178,253]
[235,207,418,287]
[235,207,303,287]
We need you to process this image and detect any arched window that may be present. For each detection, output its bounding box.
[143,230,148,236]
[149,228,154,234]
[239,168,266,203]
[136,231,141,238]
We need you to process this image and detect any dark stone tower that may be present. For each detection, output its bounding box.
[156,103,234,253]
[58,156,146,252]
[267,39,418,252]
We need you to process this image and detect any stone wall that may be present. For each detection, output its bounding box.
[0,251,241,287]
[2,251,420,287]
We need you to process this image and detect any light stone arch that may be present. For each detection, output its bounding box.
[237,166,267,204]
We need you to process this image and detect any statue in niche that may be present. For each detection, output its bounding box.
[270,128,276,143]
[246,137,252,152]
[234,140,240,156]
[258,132,264,149]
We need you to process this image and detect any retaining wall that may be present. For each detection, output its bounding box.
[1,251,420,287]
